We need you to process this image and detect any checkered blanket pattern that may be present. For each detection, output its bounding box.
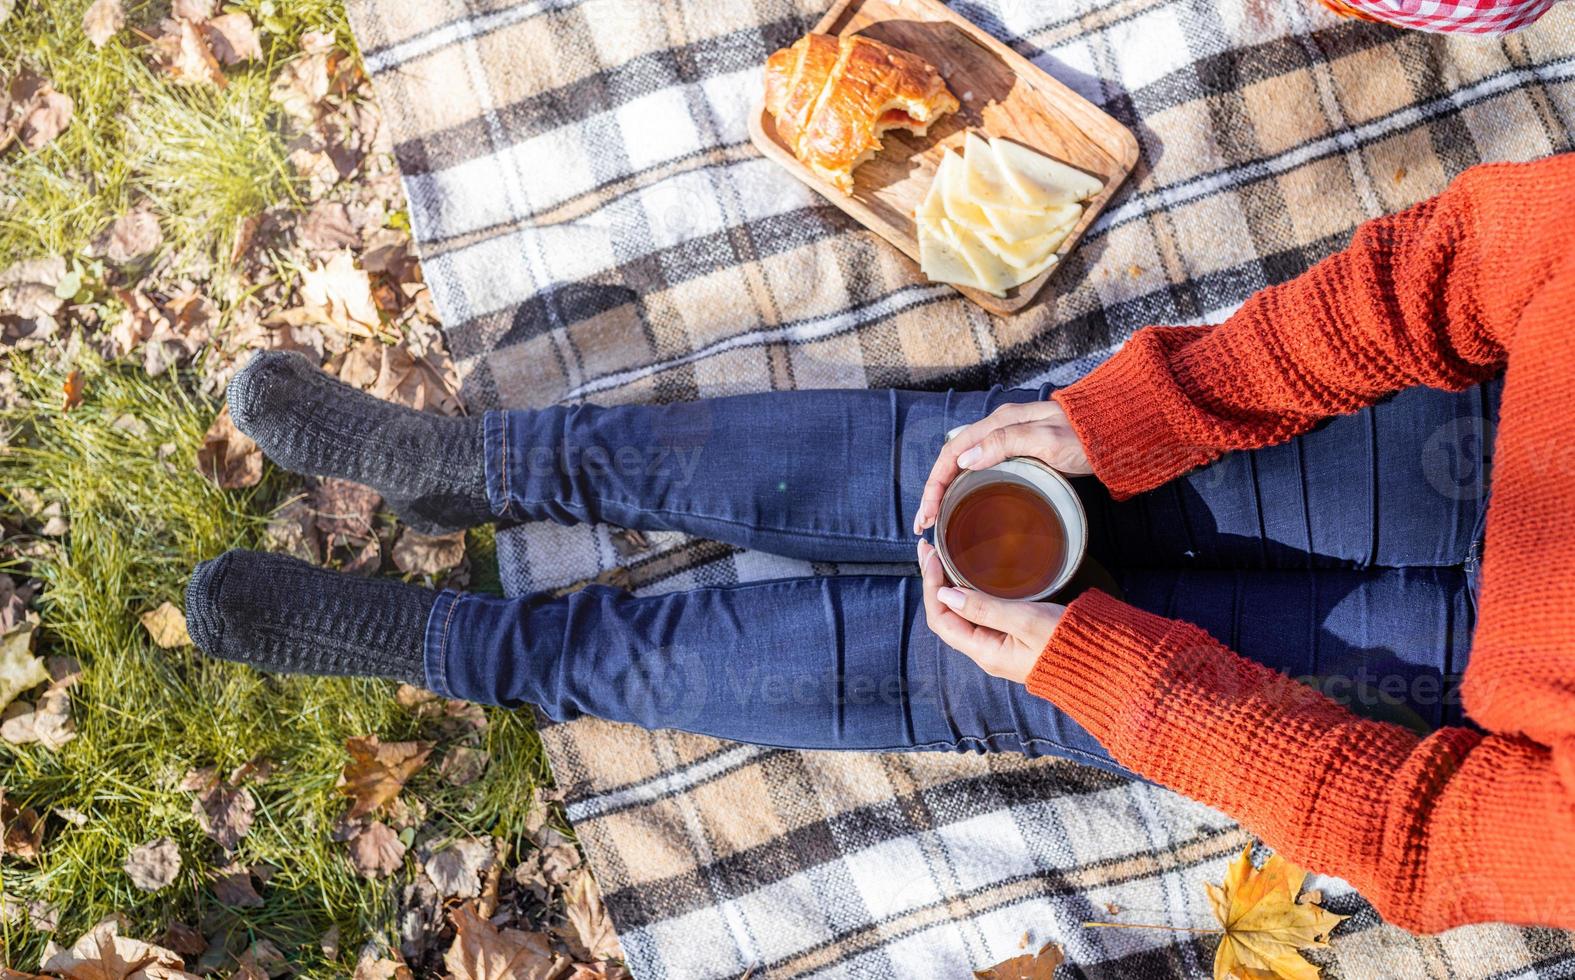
[343,0,1575,975]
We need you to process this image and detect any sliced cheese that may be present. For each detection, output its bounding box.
[992,138,1104,207]
[939,148,997,236]
[983,200,1081,243]
[975,225,1067,270]
[918,223,977,288]
[917,153,949,223]
[938,217,1016,296]
[962,131,1035,213]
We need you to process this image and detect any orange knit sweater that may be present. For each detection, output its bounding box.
[1035,155,1575,933]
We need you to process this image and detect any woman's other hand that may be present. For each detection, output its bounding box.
[917,539,1064,684]
[913,400,1091,534]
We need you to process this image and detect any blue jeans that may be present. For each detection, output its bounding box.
[423,380,1499,778]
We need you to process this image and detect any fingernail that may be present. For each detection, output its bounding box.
[937,587,966,610]
[922,514,935,530]
[956,447,982,469]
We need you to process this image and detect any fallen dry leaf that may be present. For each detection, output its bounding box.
[298,200,359,251]
[62,369,85,410]
[445,902,571,980]
[0,622,49,713]
[196,405,262,489]
[299,250,384,339]
[352,943,414,980]
[158,922,207,959]
[392,528,466,577]
[309,477,381,539]
[125,838,182,892]
[105,208,163,265]
[344,819,406,878]
[425,837,495,900]
[1,791,44,861]
[1,665,76,750]
[140,602,191,648]
[973,942,1064,980]
[211,863,264,907]
[153,18,227,88]
[438,745,489,786]
[1208,844,1347,980]
[202,12,261,65]
[42,915,200,980]
[338,735,432,819]
[82,0,124,47]
[4,71,74,152]
[191,778,255,851]
[562,870,623,964]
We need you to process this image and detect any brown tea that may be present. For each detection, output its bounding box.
[943,480,1065,599]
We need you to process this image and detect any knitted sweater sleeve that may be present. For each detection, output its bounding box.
[1028,158,1575,932]
[1053,168,1511,501]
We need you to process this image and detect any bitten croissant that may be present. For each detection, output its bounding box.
[764,33,959,193]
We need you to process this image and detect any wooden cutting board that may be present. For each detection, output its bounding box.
[748,0,1140,316]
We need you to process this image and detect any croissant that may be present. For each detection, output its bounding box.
[764,33,959,193]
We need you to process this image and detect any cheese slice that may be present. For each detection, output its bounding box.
[938,217,1017,296]
[975,224,1069,270]
[992,138,1104,207]
[983,200,1081,243]
[918,223,977,289]
[962,132,1035,213]
[939,148,997,236]
[917,153,949,223]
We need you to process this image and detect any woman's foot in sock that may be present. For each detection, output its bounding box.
[227,350,495,534]
[185,550,434,687]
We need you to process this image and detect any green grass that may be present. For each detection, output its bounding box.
[1,2,554,971]
[0,0,348,272]
[0,356,550,973]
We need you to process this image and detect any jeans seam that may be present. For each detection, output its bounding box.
[511,491,909,546]
[435,593,460,698]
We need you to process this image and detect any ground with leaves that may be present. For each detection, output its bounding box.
[1,1,626,976]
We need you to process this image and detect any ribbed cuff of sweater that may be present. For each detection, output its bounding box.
[1024,588,1187,738]
[1052,328,1218,500]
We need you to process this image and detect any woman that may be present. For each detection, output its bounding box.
[187,155,1575,933]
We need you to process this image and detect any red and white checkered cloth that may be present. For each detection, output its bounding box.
[1318,0,1557,33]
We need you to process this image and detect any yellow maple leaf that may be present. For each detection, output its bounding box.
[1207,844,1348,980]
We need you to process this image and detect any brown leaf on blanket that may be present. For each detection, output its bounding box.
[1,791,44,861]
[42,915,200,980]
[444,902,571,980]
[3,71,74,152]
[202,13,261,66]
[338,734,432,819]
[82,0,124,47]
[392,528,466,577]
[124,838,182,892]
[139,601,191,648]
[973,941,1064,979]
[196,406,262,489]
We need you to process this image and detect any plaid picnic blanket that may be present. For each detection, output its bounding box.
[344,0,1575,975]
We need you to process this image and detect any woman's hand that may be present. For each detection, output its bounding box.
[913,399,1092,534]
[917,539,1064,684]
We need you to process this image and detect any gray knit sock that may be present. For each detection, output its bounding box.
[228,350,494,534]
[185,550,433,687]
